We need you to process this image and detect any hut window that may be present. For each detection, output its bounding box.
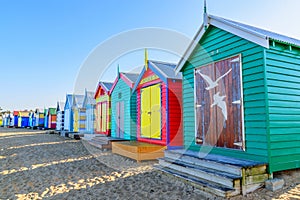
[118,92,122,99]
[194,54,244,150]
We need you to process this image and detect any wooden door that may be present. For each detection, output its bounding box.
[141,87,151,138]
[140,84,161,139]
[195,55,243,150]
[150,84,161,139]
[96,104,101,133]
[101,102,107,133]
[116,101,124,138]
[74,109,79,132]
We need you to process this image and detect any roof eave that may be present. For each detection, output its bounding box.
[175,15,270,74]
[175,23,207,74]
[209,15,270,48]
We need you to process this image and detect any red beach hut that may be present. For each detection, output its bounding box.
[132,60,183,149]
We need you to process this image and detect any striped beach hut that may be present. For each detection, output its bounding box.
[47,108,57,129]
[72,95,85,132]
[56,102,65,131]
[18,111,30,128]
[35,108,45,129]
[132,60,183,148]
[110,72,139,140]
[94,82,113,135]
[83,90,96,134]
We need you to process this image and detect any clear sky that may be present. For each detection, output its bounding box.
[1,0,300,111]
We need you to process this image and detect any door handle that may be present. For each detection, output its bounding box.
[147,112,151,115]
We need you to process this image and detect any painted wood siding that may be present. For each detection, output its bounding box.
[265,44,300,172]
[85,105,95,133]
[182,26,268,162]
[168,79,183,147]
[111,78,136,140]
[56,111,64,131]
[96,94,111,135]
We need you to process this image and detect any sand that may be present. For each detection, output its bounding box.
[0,127,299,200]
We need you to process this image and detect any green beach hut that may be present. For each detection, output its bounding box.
[110,72,139,140]
[159,9,300,197]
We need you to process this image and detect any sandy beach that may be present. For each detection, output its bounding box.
[0,128,299,200]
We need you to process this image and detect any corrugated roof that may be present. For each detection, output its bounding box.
[101,82,114,91]
[122,72,139,83]
[211,15,300,47]
[150,60,182,79]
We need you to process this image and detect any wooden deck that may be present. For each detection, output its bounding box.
[88,136,128,150]
[112,141,167,162]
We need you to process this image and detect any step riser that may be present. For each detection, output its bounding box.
[156,166,240,198]
[164,151,242,176]
[159,160,238,188]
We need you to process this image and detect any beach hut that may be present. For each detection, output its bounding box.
[47,108,57,129]
[18,111,30,128]
[64,94,73,131]
[83,90,96,134]
[28,111,36,128]
[56,102,65,131]
[94,82,113,135]
[44,109,49,129]
[9,113,14,127]
[34,108,45,129]
[132,60,183,149]
[0,116,2,127]
[73,95,85,132]
[1,113,8,127]
[159,8,300,196]
[13,111,19,127]
[110,72,139,140]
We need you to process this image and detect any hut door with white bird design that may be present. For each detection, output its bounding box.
[195,55,244,150]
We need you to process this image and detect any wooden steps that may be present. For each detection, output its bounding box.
[68,132,84,140]
[112,141,167,162]
[156,149,269,197]
[88,136,127,150]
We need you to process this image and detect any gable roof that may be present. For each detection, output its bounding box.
[73,95,85,108]
[94,81,114,98]
[48,108,57,115]
[122,72,139,83]
[57,102,65,112]
[101,82,114,91]
[18,111,30,117]
[132,60,182,91]
[64,94,73,109]
[83,91,96,106]
[110,72,139,94]
[175,14,300,73]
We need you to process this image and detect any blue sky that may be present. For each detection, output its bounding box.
[1,0,300,111]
